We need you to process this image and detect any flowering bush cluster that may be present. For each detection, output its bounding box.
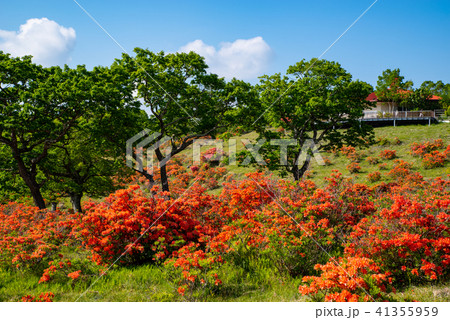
[131,155,228,193]
[410,139,444,157]
[21,292,55,302]
[76,184,213,265]
[393,137,402,145]
[299,257,394,302]
[340,146,361,162]
[378,163,388,171]
[409,140,449,169]
[367,171,381,182]
[380,149,397,160]
[422,151,446,169]
[346,177,450,286]
[200,147,225,164]
[39,259,82,284]
[323,157,333,166]
[299,171,449,301]
[165,243,224,301]
[0,203,76,273]
[347,162,361,174]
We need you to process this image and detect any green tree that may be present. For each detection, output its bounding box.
[420,80,450,109]
[403,87,435,110]
[0,144,30,204]
[0,52,119,209]
[121,48,253,192]
[1,53,55,209]
[39,65,146,212]
[376,68,413,112]
[255,58,374,180]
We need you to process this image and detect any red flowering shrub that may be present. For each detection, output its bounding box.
[340,146,362,162]
[299,257,394,302]
[128,154,227,196]
[340,146,356,157]
[21,292,54,302]
[1,137,448,303]
[378,163,388,170]
[367,171,381,183]
[346,178,450,286]
[198,172,376,278]
[165,242,224,300]
[38,258,88,285]
[444,145,450,160]
[380,149,397,160]
[422,151,446,169]
[0,203,76,273]
[76,184,215,265]
[410,139,444,157]
[166,162,227,193]
[67,270,82,280]
[347,162,361,174]
[385,160,419,183]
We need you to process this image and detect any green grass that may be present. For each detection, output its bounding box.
[2,263,448,302]
[0,264,304,302]
[307,123,450,187]
[391,282,450,302]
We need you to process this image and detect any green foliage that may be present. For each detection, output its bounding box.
[253,58,374,180]
[376,68,413,111]
[421,80,450,108]
[403,88,435,110]
[0,52,145,210]
[120,48,257,191]
[39,65,145,211]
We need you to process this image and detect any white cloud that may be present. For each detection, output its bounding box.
[0,18,76,66]
[179,36,273,80]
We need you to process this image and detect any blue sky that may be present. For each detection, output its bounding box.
[1,0,449,87]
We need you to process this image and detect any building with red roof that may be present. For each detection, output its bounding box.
[365,91,441,113]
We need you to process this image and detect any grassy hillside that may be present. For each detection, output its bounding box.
[308,123,450,186]
[186,122,450,190]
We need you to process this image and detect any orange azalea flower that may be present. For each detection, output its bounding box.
[177,287,185,296]
[67,270,81,280]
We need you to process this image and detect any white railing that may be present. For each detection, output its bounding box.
[362,110,435,119]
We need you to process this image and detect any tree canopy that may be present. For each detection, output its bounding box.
[121,48,256,192]
[0,52,143,210]
[375,68,413,112]
[253,58,374,180]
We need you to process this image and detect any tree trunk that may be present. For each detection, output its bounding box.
[69,193,83,213]
[13,153,46,209]
[159,163,170,192]
[298,155,312,179]
[28,181,46,209]
[293,165,300,181]
[50,202,58,211]
[293,154,312,181]
[155,147,170,193]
